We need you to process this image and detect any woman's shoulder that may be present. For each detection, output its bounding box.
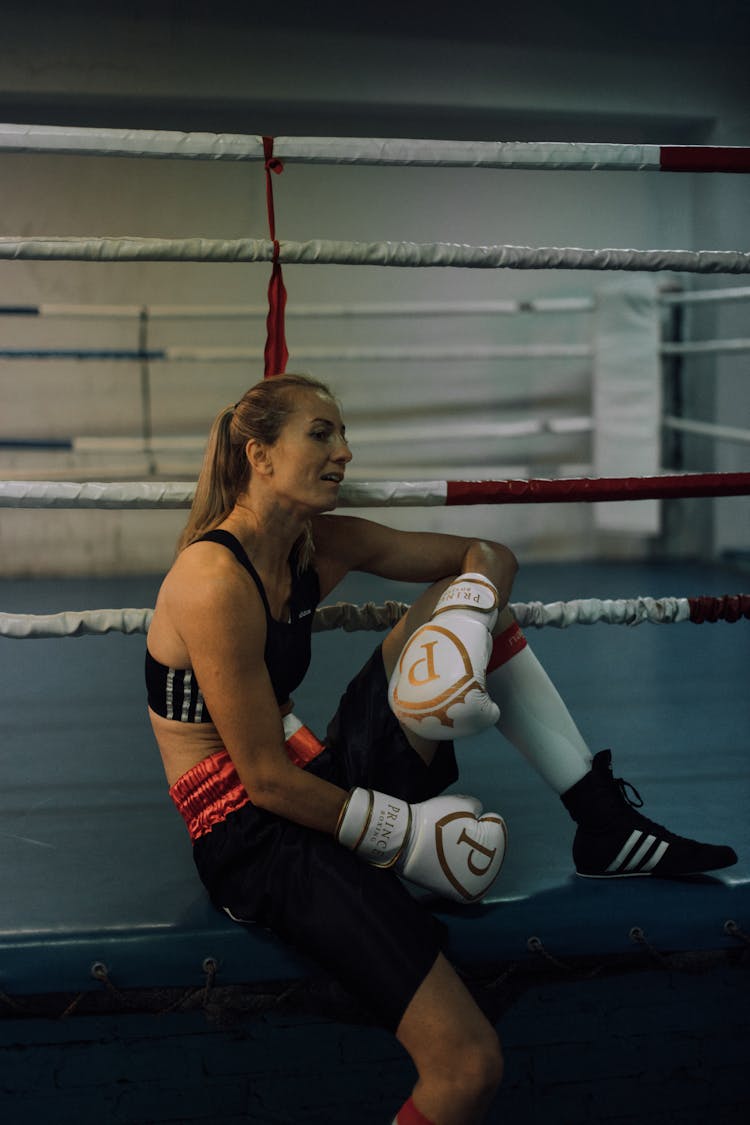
[169,536,241,577]
[161,539,263,617]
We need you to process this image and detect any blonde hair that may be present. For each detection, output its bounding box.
[177,372,335,567]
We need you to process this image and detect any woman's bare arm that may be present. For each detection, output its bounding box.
[313,514,518,605]
[167,546,348,835]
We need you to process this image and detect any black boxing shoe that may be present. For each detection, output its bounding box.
[561,750,738,878]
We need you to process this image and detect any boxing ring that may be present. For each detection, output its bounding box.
[1,126,749,1124]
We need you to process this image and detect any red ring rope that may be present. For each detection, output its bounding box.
[688,595,750,623]
[660,147,750,174]
[445,472,750,505]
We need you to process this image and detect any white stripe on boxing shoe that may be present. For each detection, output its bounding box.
[622,832,658,873]
[638,839,670,872]
[587,828,671,877]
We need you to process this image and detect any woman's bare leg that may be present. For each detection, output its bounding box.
[395,953,503,1125]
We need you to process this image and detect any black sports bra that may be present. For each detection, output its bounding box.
[145,529,320,722]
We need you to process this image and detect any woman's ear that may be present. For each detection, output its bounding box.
[245,437,273,476]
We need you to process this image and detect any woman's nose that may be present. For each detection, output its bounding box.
[335,436,353,462]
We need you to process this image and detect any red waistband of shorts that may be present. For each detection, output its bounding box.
[169,715,325,842]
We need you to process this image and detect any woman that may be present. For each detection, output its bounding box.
[147,373,735,1125]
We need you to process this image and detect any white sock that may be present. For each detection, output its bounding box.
[486,621,592,795]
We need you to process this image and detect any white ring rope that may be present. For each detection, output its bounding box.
[0,343,586,362]
[0,344,593,363]
[1,236,749,275]
[1,127,748,173]
[661,339,750,357]
[4,339,748,363]
[0,608,155,638]
[0,298,597,319]
[67,418,593,455]
[0,128,652,165]
[0,480,454,508]
[0,597,695,639]
[0,480,474,508]
[0,481,197,509]
[663,416,750,446]
[3,289,750,319]
[163,343,593,363]
[662,286,750,306]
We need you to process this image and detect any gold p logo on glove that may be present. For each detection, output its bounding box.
[388,571,501,741]
[390,623,500,740]
[394,625,478,727]
[338,787,508,904]
[406,638,440,687]
[434,809,507,901]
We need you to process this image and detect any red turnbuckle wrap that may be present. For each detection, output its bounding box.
[262,136,288,377]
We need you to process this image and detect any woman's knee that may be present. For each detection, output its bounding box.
[450,1026,504,1097]
[413,1026,503,1117]
[397,956,504,1092]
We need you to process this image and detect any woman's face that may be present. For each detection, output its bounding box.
[261,388,352,514]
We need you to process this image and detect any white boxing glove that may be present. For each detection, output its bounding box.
[336,787,507,904]
[388,573,500,741]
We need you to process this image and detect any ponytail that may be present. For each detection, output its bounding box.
[176,405,248,553]
[176,372,335,563]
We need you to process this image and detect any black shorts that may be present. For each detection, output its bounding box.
[193,644,458,1032]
